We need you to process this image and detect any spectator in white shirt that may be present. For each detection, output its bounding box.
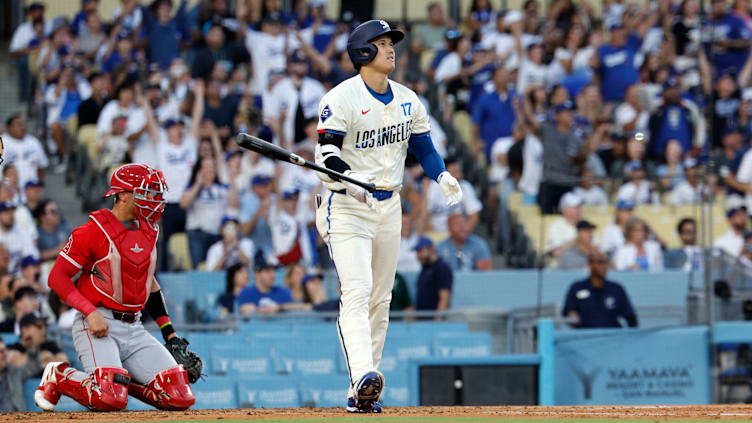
[10,2,46,103]
[265,49,326,148]
[180,157,238,269]
[616,160,654,205]
[0,202,39,274]
[96,80,151,166]
[714,207,747,258]
[1,114,49,190]
[601,200,635,256]
[572,168,608,205]
[427,157,483,233]
[269,189,307,267]
[143,79,204,271]
[670,158,707,205]
[397,204,423,273]
[205,218,254,271]
[545,192,582,257]
[44,66,92,166]
[613,218,664,271]
[245,13,292,96]
[517,43,547,94]
[613,84,649,135]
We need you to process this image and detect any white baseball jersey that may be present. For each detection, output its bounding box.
[316,75,431,192]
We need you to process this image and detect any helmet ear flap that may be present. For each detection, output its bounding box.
[361,44,378,65]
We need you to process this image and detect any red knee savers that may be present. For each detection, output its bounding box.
[157,366,195,410]
[130,366,195,410]
[89,367,131,411]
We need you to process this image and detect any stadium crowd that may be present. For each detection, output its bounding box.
[4,0,752,409]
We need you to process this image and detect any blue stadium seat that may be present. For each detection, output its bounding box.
[238,321,295,335]
[433,332,492,358]
[192,375,238,409]
[211,346,272,375]
[1,333,19,346]
[382,370,409,407]
[379,334,433,373]
[298,374,348,407]
[237,375,300,408]
[273,345,338,375]
[405,321,469,335]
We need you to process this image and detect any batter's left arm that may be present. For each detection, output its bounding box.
[408,133,462,206]
[408,99,462,206]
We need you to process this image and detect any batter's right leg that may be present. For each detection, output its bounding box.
[35,312,130,411]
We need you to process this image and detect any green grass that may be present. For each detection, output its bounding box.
[121,419,737,423]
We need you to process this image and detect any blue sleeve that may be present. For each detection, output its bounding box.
[471,96,485,124]
[141,6,156,34]
[276,288,293,304]
[477,238,491,260]
[236,288,254,305]
[407,132,446,181]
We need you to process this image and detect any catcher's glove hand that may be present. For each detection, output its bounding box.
[164,337,203,383]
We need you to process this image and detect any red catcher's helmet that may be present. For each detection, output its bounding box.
[104,163,167,226]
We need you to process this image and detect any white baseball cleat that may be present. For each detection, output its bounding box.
[34,361,65,411]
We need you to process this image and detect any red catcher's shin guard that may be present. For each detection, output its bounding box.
[128,366,195,410]
[58,366,131,411]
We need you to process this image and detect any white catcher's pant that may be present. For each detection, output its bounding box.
[315,189,401,394]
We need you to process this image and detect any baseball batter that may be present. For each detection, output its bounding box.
[34,163,202,412]
[314,20,462,413]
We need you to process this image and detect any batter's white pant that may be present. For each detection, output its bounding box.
[316,189,401,395]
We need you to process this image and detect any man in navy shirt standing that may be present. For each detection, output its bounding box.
[705,0,751,76]
[414,237,453,315]
[562,251,638,328]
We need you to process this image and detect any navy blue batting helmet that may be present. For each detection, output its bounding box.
[347,20,404,70]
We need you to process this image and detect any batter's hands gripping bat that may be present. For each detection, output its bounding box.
[236,133,376,193]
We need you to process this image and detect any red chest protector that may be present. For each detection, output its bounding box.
[80,209,158,312]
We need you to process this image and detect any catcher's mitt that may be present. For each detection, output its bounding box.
[164,337,203,383]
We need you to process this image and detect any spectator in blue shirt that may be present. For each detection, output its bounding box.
[237,252,292,316]
[436,214,492,271]
[472,66,516,162]
[33,199,72,262]
[705,0,751,77]
[299,0,336,54]
[562,251,638,328]
[414,237,453,314]
[591,18,651,102]
[141,0,188,70]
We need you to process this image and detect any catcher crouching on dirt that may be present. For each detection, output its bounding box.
[35,163,202,412]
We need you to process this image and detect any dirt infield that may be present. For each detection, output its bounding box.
[5,405,752,422]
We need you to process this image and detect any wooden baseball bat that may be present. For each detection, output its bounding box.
[235,133,376,193]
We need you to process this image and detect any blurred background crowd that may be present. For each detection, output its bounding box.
[3,0,752,407]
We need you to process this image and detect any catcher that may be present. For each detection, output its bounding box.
[35,163,202,412]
